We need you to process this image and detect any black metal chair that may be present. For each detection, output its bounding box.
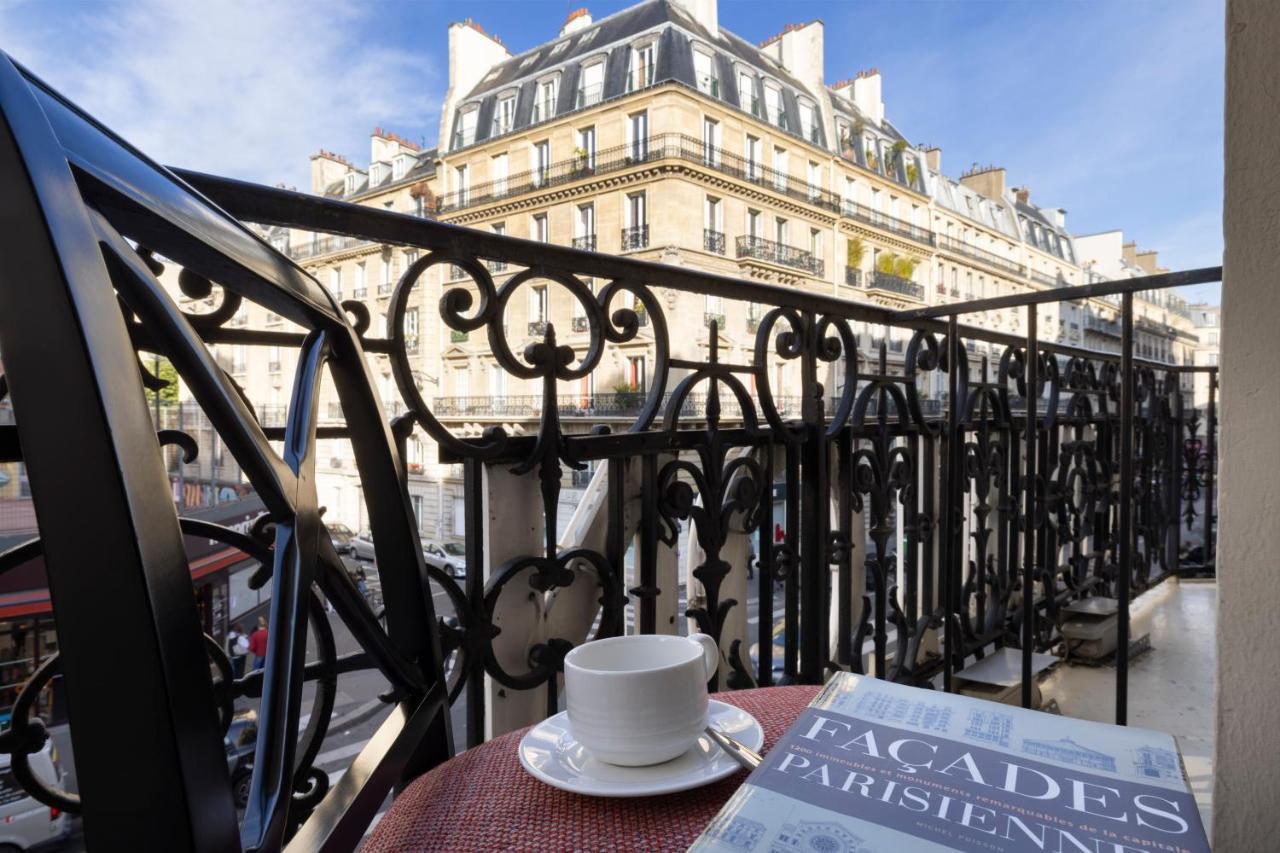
[0,53,453,850]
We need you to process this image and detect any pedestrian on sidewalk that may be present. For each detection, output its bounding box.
[227,622,249,678]
[249,616,269,671]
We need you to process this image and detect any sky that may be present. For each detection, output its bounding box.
[0,0,1223,302]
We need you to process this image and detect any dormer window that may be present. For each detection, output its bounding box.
[549,40,570,58]
[763,82,784,129]
[577,28,599,47]
[392,154,414,181]
[798,100,817,143]
[628,40,656,91]
[370,162,389,186]
[344,172,361,195]
[533,76,558,123]
[493,92,517,135]
[693,47,718,97]
[738,70,757,115]
[453,106,478,149]
[577,59,605,108]
[518,51,540,71]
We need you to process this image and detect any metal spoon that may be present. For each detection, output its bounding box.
[705,726,764,770]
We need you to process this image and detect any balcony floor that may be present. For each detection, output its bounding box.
[1039,578,1217,838]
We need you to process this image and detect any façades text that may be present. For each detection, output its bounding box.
[770,713,1194,853]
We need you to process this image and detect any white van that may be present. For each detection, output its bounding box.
[0,742,71,851]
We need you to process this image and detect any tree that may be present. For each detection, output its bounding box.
[143,354,180,408]
[846,236,866,269]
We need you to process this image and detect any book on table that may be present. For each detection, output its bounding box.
[689,672,1209,853]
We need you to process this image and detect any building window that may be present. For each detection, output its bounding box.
[772,147,788,192]
[405,307,419,351]
[626,192,647,228]
[533,141,550,186]
[329,267,342,298]
[493,93,517,136]
[575,203,596,249]
[807,161,821,202]
[738,71,757,114]
[392,154,413,181]
[492,153,508,196]
[488,362,508,395]
[704,196,724,253]
[799,101,817,142]
[529,285,548,324]
[702,117,719,165]
[629,40,656,91]
[627,355,647,393]
[764,82,783,127]
[534,77,558,122]
[747,208,762,238]
[745,135,762,181]
[577,126,596,169]
[381,255,392,293]
[455,164,469,206]
[454,107,478,148]
[694,48,717,96]
[775,217,789,246]
[577,60,605,108]
[628,111,649,160]
[532,213,549,243]
[355,261,367,297]
[344,172,360,195]
[809,228,821,260]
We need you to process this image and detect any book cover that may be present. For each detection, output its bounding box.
[689,673,1209,853]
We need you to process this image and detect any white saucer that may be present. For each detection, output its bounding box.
[518,699,764,797]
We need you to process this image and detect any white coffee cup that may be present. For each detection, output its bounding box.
[564,633,720,766]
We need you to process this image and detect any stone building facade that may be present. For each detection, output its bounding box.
[174,0,1206,543]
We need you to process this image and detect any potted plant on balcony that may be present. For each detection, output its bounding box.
[613,381,641,410]
[906,161,919,187]
[573,146,591,174]
[846,236,866,269]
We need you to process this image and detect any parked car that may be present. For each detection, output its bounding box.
[349,532,376,563]
[224,709,257,809]
[422,541,466,578]
[325,522,357,555]
[0,741,71,850]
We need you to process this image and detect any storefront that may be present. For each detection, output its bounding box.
[0,496,266,729]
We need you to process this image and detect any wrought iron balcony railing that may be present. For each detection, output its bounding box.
[621,224,649,251]
[0,58,1221,851]
[735,234,824,277]
[865,271,924,300]
[572,234,597,251]
[703,228,725,254]
[1030,268,1068,287]
[433,133,934,245]
[935,234,1026,276]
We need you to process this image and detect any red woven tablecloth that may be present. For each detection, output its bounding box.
[365,684,819,852]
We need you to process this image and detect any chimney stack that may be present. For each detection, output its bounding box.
[560,8,592,37]
[1013,186,1031,204]
[669,0,718,37]
[922,146,941,172]
[850,68,883,126]
[309,150,351,195]
[438,18,511,152]
[959,164,1006,201]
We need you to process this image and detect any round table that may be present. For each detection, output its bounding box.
[366,684,820,852]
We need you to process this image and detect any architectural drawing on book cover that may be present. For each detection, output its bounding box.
[963,708,1013,747]
[852,691,952,733]
[769,821,875,853]
[1132,745,1181,781]
[1021,737,1118,772]
[703,814,767,852]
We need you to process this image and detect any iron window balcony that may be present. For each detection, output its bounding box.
[735,234,824,277]
[378,282,393,295]
[571,315,589,333]
[528,320,548,337]
[575,84,603,109]
[621,225,649,251]
[865,271,924,300]
[935,235,1025,276]
[840,200,934,246]
[351,287,367,299]
[703,229,725,255]
[572,234,597,251]
[846,269,863,288]
[704,312,726,329]
[1030,268,1067,287]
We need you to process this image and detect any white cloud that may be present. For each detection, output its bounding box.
[0,0,442,187]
